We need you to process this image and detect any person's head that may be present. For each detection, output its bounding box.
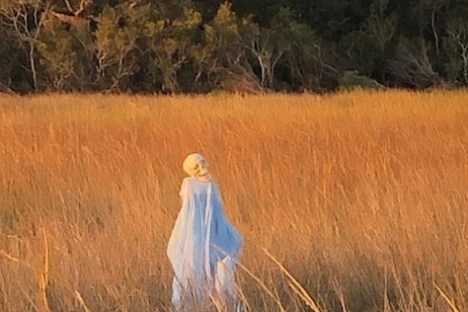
[183,153,211,181]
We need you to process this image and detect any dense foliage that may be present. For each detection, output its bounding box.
[0,0,467,93]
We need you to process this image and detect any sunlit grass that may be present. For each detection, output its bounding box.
[0,90,467,311]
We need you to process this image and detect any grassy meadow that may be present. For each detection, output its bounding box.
[0,90,467,312]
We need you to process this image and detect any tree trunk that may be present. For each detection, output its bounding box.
[29,42,38,90]
[431,11,439,58]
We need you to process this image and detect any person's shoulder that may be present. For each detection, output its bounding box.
[179,177,192,196]
[180,176,199,191]
[181,177,219,189]
[182,176,198,185]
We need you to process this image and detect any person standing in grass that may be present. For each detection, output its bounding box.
[167,153,244,311]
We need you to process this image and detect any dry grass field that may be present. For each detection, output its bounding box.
[0,90,467,312]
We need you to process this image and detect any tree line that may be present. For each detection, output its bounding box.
[0,0,467,93]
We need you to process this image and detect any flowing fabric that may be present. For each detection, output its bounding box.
[167,177,243,310]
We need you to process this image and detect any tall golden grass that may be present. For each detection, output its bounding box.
[0,90,467,312]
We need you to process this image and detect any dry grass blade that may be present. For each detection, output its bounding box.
[236,284,252,312]
[434,283,461,312]
[235,259,287,312]
[210,293,227,312]
[39,228,50,312]
[0,250,30,268]
[75,290,93,312]
[263,248,322,312]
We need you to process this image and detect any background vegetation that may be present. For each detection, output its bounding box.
[0,91,467,311]
[0,0,468,93]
